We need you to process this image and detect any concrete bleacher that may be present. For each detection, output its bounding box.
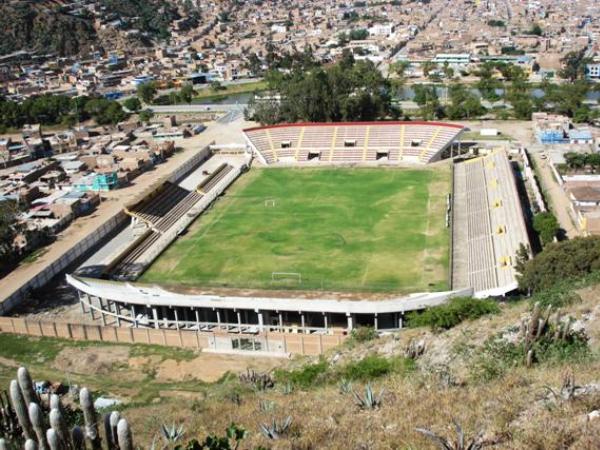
[244,122,464,165]
[113,163,239,280]
[197,163,234,193]
[128,182,203,233]
[451,150,530,295]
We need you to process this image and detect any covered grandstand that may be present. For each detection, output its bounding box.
[451,150,530,295]
[243,121,464,165]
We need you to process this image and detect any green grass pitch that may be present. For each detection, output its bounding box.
[141,166,450,293]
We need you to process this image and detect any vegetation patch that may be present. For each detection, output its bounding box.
[406,296,500,331]
[274,355,414,388]
[471,330,589,382]
[339,355,415,381]
[518,236,600,293]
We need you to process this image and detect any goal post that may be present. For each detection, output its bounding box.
[271,272,302,285]
[264,198,276,207]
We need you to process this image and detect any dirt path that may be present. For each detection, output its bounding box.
[531,153,580,239]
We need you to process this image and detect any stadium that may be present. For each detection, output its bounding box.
[66,121,530,351]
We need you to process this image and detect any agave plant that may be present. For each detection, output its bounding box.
[258,400,276,412]
[259,416,292,440]
[338,378,353,395]
[352,383,384,410]
[160,423,185,446]
[280,382,294,396]
[415,420,487,450]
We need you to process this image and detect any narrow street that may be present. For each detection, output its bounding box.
[531,153,580,239]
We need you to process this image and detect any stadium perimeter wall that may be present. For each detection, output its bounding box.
[0,316,344,356]
[0,143,215,315]
[0,212,129,314]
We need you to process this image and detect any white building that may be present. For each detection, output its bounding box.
[586,63,600,80]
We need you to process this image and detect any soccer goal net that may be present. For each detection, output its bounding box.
[271,272,302,284]
[264,198,276,207]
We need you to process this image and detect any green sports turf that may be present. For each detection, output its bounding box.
[141,166,450,293]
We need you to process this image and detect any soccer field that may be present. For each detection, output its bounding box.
[141,166,450,293]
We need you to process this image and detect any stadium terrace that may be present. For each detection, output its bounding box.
[66,121,530,354]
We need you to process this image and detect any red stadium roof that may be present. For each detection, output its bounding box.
[243,121,465,132]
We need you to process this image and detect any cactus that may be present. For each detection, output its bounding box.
[2,367,142,450]
[0,390,23,443]
[49,395,61,414]
[80,388,102,450]
[104,411,120,450]
[17,368,38,409]
[281,382,294,396]
[28,403,48,450]
[71,426,85,450]
[239,369,274,391]
[525,349,534,368]
[10,379,34,440]
[521,304,581,368]
[46,429,60,450]
[117,419,133,450]
[49,408,69,449]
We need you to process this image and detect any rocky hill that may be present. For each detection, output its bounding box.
[0,0,182,56]
[0,1,96,56]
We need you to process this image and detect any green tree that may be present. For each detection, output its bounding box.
[137,81,157,104]
[514,243,531,276]
[512,98,533,120]
[527,23,543,36]
[179,84,195,104]
[559,51,591,82]
[421,61,437,78]
[442,62,454,79]
[253,57,392,124]
[412,84,438,106]
[518,236,600,292]
[546,81,590,117]
[123,97,142,112]
[210,80,224,92]
[533,212,560,245]
[445,83,486,119]
[348,28,368,41]
[139,109,154,123]
[391,60,410,80]
[0,200,23,273]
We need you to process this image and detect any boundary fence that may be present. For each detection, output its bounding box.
[0,316,345,356]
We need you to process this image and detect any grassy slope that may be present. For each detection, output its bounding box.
[142,166,450,293]
[0,286,599,448]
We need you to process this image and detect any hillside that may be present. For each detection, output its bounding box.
[0,281,599,448]
[0,0,182,56]
[0,1,96,56]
